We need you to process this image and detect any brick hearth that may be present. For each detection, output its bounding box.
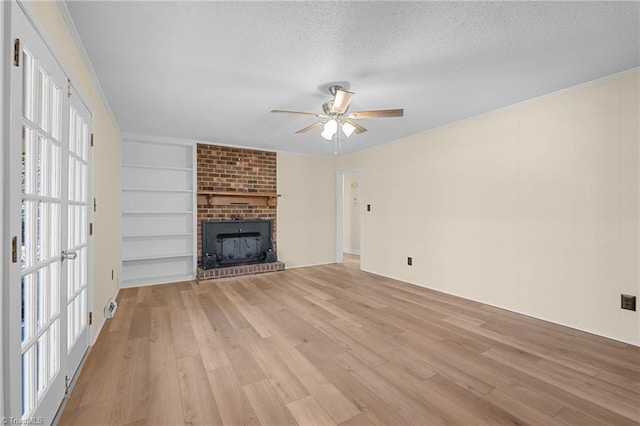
[197,261,285,281]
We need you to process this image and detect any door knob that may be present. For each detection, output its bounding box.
[61,250,78,261]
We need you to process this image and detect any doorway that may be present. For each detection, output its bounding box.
[4,3,93,423]
[336,169,362,269]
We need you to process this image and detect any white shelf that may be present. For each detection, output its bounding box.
[121,274,194,288]
[122,163,193,172]
[122,253,193,262]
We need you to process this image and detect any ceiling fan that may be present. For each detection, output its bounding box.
[271,85,403,152]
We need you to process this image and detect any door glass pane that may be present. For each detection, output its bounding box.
[21,200,34,269]
[38,69,50,133]
[36,330,48,396]
[51,83,61,140]
[51,143,61,199]
[22,126,34,194]
[36,268,45,331]
[36,202,44,262]
[22,50,36,122]
[22,345,35,416]
[36,135,44,196]
[49,261,59,318]
[21,274,33,343]
[49,320,59,380]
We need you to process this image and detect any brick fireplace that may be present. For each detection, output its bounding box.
[196,144,283,280]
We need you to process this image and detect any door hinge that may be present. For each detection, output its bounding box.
[65,375,70,391]
[90,133,94,147]
[67,79,72,98]
[11,236,18,263]
[89,312,93,325]
[89,223,93,236]
[93,197,97,212]
[13,39,20,66]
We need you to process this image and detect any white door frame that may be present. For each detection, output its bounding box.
[336,168,363,265]
[0,1,8,421]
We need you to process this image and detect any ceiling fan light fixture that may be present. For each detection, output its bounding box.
[341,121,356,138]
[321,119,338,140]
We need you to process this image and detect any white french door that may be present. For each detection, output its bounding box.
[6,3,92,423]
[65,91,92,379]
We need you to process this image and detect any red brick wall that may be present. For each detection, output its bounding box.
[197,144,277,262]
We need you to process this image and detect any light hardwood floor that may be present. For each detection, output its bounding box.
[60,257,640,425]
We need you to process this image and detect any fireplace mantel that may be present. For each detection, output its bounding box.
[197,191,280,207]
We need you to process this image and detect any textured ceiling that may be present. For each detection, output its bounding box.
[65,1,640,156]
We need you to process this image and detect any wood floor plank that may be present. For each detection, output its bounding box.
[167,286,201,359]
[109,337,150,425]
[61,256,640,426]
[147,357,185,425]
[302,313,384,367]
[218,283,273,337]
[243,379,299,426]
[176,354,223,425]
[181,290,231,371]
[244,334,310,403]
[271,337,361,424]
[75,328,129,408]
[482,388,564,425]
[59,398,114,425]
[287,395,337,426]
[204,282,252,330]
[207,365,260,426]
[297,340,410,426]
[338,413,375,426]
[333,351,446,426]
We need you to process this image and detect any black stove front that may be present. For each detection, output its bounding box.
[202,220,275,269]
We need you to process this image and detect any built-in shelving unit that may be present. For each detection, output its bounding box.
[120,137,196,287]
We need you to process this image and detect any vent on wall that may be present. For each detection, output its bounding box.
[104,297,118,319]
[621,294,636,311]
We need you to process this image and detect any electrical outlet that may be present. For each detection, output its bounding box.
[621,294,636,311]
[407,257,412,266]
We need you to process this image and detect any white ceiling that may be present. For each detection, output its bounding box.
[65,1,640,156]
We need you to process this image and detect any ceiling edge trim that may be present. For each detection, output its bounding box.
[348,66,640,159]
[56,0,120,132]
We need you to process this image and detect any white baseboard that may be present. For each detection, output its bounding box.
[285,261,336,269]
[343,249,361,255]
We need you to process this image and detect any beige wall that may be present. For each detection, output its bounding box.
[27,1,120,342]
[278,153,336,268]
[343,173,360,253]
[338,71,640,345]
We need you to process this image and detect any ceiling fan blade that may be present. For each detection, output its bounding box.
[347,109,404,119]
[332,89,355,114]
[271,109,323,117]
[343,119,367,134]
[295,121,324,134]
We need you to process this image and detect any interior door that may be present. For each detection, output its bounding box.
[6,3,91,423]
[65,89,91,379]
